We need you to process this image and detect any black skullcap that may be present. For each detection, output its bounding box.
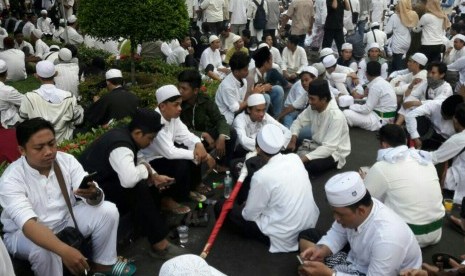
[130,108,164,134]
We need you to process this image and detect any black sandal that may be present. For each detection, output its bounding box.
[432,253,462,269]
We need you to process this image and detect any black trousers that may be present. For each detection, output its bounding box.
[101,180,168,245]
[322,28,345,53]
[214,199,270,245]
[415,116,446,150]
[420,44,443,63]
[304,156,338,178]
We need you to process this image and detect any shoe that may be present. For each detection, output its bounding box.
[149,242,190,260]
[432,253,462,269]
[161,204,191,215]
[189,191,207,202]
[94,257,136,275]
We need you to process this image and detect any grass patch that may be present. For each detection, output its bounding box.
[7,76,41,94]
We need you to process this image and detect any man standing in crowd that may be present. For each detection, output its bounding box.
[0,59,24,128]
[322,0,350,53]
[280,0,314,47]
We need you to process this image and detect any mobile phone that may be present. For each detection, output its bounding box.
[79,172,97,189]
[296,255,304,265]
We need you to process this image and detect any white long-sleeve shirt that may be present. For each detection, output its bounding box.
[200,0,225,22]
[37,17,54,35]
[390,69,427,96]
[140,108,201,162]
[229,0,248,24]
[384,13,411,55]
[281,46,308,74]
[405,100,455,140]
[108,147,151,189]
[431,130,465,204]
[413,13,446,46]
[447,55,465,88]
[284,80,307,107]
[410,81,453,102]
[270,46,283,69]
[318,199,422,276]
[233,112,291,151]
[199,47,224,71]
[54,62,80,98]
[0,81,24,128]
[290,100,351,168]
[215,73,248,124]
[363,29,388,51]
[34,39,50,59]
[357,59,388,85]
[349,76,397,114]
[0,49,27,82]
[242,153,319,253]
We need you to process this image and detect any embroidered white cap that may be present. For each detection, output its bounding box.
[156,84,181,104]
[232,35,242,44]
[338,95,354,108]
[410,53,428,66]
[367,42,380,51]
[300,66,318,78]
[0,59,7,73]
[58,48,72,61]
[257,124,285,155]
[159,254,225,276]
[105,68,123,80]
[40,9,47,15]
[325,171,367,207]
[313,63,326,76]
[36,60,56,78]
[50,45,60,51]
[258,43,269,49]
[209,35,220,44]
[341,43,353,51]
[323,55,337,68]
[370,22,380,28]
[247,93,266,107]
[319,47,333,58]
[455,34,465,43]
[32,29,43,39]
[68,15,77,24]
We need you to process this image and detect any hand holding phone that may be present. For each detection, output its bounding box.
[79,172,97,190]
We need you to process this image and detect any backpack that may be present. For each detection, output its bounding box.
[253,0,267,30]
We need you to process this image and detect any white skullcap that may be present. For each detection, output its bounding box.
[455,34,465,43]
[58,48,72,61]
[323,55,337,68]
[341,43,353,51]
[367,42,380,51]
[343,28,347,36]
[301,66,318,77]
[247,93,266,107]
[159,254,226,276]
[50,45,60,51]
[0,59,7,73]
[325,171,367,207]
[59,18,65,24]
[40,9,47,15]
[156,84,181,103]
[257,124,285,155]
[105,68,122,80]
[337,95,354,107]
[370,22,380,28]
[68,15,77,24]
[331,72,347,83]
[32,29,43,39]
[313,63,326,75]
[258,43,269,49]
[232,35,241,44]
[319,47,333,58]
[209,35,220,44]
[410,53,428,66]
[36,60,56,78]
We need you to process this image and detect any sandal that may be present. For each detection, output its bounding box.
[432,253,462,269]
[162,204,191,215]
[195,183,215,197]
[448,215,465,235]
[189,191,206,202]
[94,258,136,276]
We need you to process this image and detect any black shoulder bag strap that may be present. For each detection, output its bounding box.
[54,160,81,233]
[372,29,377,43]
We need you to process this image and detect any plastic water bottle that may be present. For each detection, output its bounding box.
[223,171,232,199]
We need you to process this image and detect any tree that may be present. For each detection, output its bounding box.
[78,0,189,82]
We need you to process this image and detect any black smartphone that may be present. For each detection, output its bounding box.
[79,172,97,189]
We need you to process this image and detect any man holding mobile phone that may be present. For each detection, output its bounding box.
[79,108,189,260]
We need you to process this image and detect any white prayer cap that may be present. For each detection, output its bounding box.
[32,29,43,39]
[209,35,220,44]
[370,22,380,28]
[156,84,181,103]
[0,59,7,73]
[337,95,354,107]
[40,9,47,15]
[50,45,60,51]
[257,124,285,155]
[323,55,337,68]
[410,53,428,66]
[301,66,318,78]
[36,60,56,78]
[105,68,122,79]
[232,35,241,44]
[68,15,77,24]
[247,93,266,107]
[319,47,333,58]
[341,43,353,51]
[367,42,380,51]
[343,28,347,36]
[455,34,465,43]
[159,254,225,276]
[258,43,269,49]
[325,171,367,207]
[331,72,347,83]
[58,48,72,62]
[59,18,65,24]
[313,63,326,76]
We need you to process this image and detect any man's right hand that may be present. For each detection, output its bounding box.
[300,244,330,262]
[60,245,90,276]
[287,136,297,152]
[413,138,422,149]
